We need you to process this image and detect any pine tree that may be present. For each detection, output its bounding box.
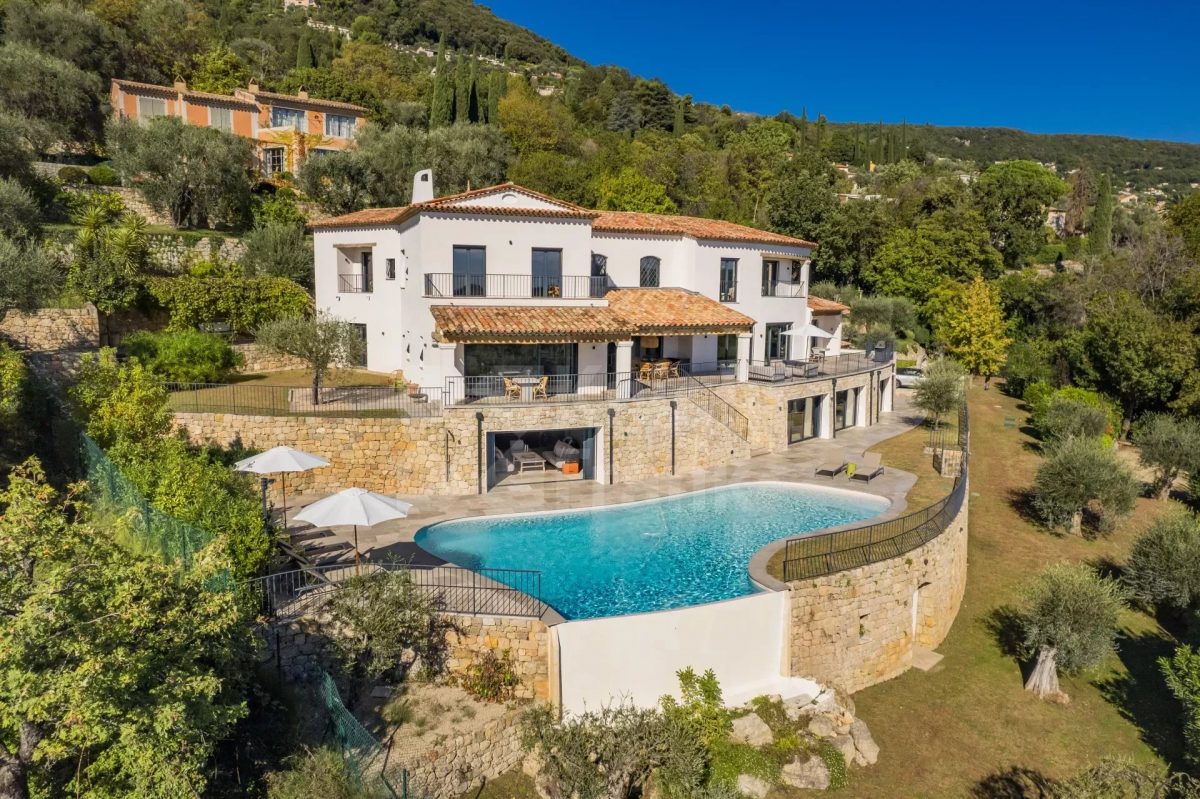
[295,30,315,70]
[430,36,454,128]
[1089,173,1114,256]
[936,277,1012,383]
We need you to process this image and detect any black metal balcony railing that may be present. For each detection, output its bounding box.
[338,273,372,293]
[762,280,806,298]
[424,273,613,299]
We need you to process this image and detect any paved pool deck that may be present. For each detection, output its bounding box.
[284,391,925,568]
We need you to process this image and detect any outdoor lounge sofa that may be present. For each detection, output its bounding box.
[815,459,848,477]
[541,439,581,469]
[850,451,885,482]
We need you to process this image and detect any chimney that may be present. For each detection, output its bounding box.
[248,80,259,93]
[173,76,187,92]
[412,169,434,204]
[297,86,309,100]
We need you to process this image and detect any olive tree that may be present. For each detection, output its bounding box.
[1019,563,1126,701]
[240,221,313,287]
[520,703,705,799]
[1039,398,1111,447]
[1032,436,1139,536]
[1133,413,1200,501]
[1161,646,1200,770]
[254,313,365,405]
[1124,511,1200,614]
[0,235,63,324]
[912,358,966,429]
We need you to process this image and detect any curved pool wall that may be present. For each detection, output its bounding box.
[415,482,889,620]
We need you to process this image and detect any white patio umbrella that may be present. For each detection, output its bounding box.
[234,446,330,529]
[782,323,834,360]
[292,487,414,569]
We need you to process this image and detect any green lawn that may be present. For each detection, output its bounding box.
[166,368,417,418]
[838,386,1180,797]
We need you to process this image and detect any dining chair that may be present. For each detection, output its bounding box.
[533,375,549,400]
[503,377,521,400]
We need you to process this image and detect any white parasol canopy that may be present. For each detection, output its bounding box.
[235,446,330,528]
[234,446,330,474]
[293,488,414,568]
[781,323,833,339]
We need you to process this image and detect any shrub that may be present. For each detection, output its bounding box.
[146,271,311,335]
[327,568,455,682]
[1028,385,1117,436]
[1133,413,1200,500]
[660,667,730,747]
[0,176,40,239]
[1056,757,1199,798]
[122,329,242,383]
[241,221,313,286]
[1161,646,1200,770]
[1001,339,1054,397]
[252,187,306,229]
[266,747,380,799]
[87,164,119,186]
[520,703,706,799]
[1038,397,1111,447]
[57,165,89,184]
[1124,510,1200,613]
[816,739,848,790]
[1022,380,1054,415]
[461,649,520,703]
[1032,436,1139,536]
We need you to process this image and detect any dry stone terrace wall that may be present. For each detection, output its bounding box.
[785,481,969,693]
[390,706,525,799]
[0,307,100,351]
[231,342,309,373]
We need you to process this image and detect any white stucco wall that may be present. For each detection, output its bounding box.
[553,590,816,715]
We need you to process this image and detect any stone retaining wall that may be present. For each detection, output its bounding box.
[231,342,309,374]
[0,307,99,351]
[263,610,550,701]
[785,481,969,693]
[389,707,525,799]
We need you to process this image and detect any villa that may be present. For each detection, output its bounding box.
[110,78,366,176]
[287,173,897,492]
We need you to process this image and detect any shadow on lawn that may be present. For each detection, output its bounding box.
[1095,628,1186,771]
[984,605,1035,683]
[969,766,1056,798]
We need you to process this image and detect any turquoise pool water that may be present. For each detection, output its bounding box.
[414,483,888,619]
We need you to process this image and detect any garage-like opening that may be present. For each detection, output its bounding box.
[487,427,599,490]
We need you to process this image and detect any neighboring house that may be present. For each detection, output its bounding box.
[1045,207,1066,234]
[311,176,852,391]
[110,78,366,176]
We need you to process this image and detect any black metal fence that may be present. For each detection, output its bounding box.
[780,401,969,582]
[240,562,546,620]
[164,382,445,418]
[423,272,612,299]
[748,351,887,384]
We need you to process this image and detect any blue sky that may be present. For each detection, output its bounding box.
[483,0,1200,143]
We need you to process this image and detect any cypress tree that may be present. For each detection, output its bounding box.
[1089,173,1114,256]
[798,107,808,150]
[815,113,826,150]
[454,56,470,124]
[430,36,454,128]
[487,71,506,123]
[466,58,480,123]
[296,30,315,69]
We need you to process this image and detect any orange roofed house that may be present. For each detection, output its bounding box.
[110,78,366,176]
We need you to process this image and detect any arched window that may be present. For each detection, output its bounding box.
[639,256,660,288]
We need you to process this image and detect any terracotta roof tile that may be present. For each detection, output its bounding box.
[309,206,411,228]
[605,288,755,334]
[249,89,367,113]
[431,305,630,344]
[431,288,754,344]
[421,182,591,213]
[112,78,257,109]
[807,295,850,314]
[593,210,816,248]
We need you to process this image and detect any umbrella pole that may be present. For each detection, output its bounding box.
[354,525,360,575]
[280,473,287,531]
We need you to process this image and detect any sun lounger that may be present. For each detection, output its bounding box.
[850,451,885,482]
[815,459,847,477]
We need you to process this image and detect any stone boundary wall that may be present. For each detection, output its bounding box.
[231,342,309,374]
[785,481,969,693]
[262,610,550,701]
[0,307,100,351]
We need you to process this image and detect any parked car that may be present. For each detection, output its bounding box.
[895,367,925,388]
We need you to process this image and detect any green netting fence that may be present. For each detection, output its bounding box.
[78,432,232,590]
[321,671,430,799]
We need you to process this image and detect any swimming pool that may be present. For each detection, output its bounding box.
[414,482,889,619]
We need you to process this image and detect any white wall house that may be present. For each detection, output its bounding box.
[312,177,848,390]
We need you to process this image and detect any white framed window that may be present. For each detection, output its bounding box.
[208,106,232,132]
[385,258,396,280]
[270,106,306,131]
[263,147,286,175]
[325,114,357,138]
[137,96,167,119]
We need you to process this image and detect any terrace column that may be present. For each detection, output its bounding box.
[735,332,752,383]
[615,340,634,399]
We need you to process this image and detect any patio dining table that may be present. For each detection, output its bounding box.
[510,375,544,402]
